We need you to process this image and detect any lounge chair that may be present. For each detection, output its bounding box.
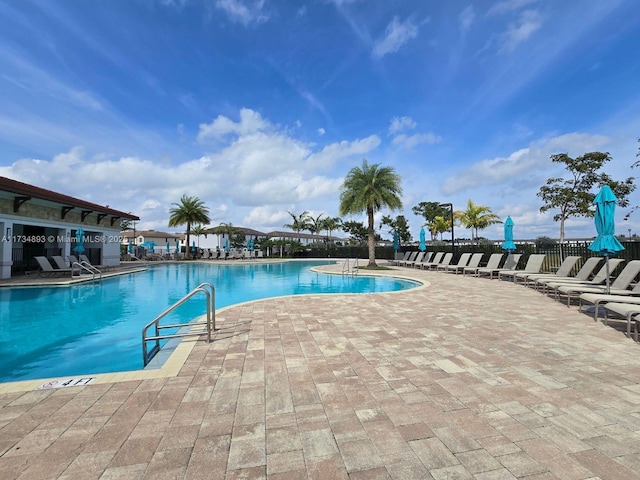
[424,252,453,270]
[34,256,73,277]
[497,254,546,281]
[446,252,483,275]
[51,255,70,269]
[553,260,640,306]
[475,253,521,279]
[439,252,471,273]
[542,259,625,297]
[579,287,640,321]
[602,302,640,339]
[531,257,603,292]
[402,251,425,267]
[256,251,264,258]
[398,251,419,267]
[513,255,581,285]
[390,251,411,266]
[419,252,444,269]
[414,252,433,268]
[79,254,109,271]
[463,253,502,276]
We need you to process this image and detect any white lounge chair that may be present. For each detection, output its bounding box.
[532,257,603,292]
[34,256,73,277]
[475,253,521,279]
[463,253,502,276]
[439,252,471,273]
[514,255,582,285]
[446,252,483,275]
[542,259,625,297]
[498,254,546,281]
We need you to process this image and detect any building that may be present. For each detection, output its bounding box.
[0,176,139,279]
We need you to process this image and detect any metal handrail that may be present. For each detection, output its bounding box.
[142,282,216,366]
[128,254,148,265]
[342,258,359,276]
[71,261,102,281]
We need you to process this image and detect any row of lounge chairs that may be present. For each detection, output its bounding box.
[509,256,640,340]
[34,255,105,277]
[393,250,640,341]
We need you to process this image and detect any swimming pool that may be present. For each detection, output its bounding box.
[0,260,418,382]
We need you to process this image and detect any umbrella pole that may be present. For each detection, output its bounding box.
[605,255,610,295]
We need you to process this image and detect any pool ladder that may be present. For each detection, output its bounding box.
[71,261,102,282]
[342,258,359,276]
[142,282,216,366]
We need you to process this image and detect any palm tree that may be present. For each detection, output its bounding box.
[339,159,403,267]
[455,199,501,244]
[321,216,342,243]
[308,213,325,241]
[283,211,311,234]
[431,216,450,241]
[191,225,208,249]
[168,195,210,259]
[208,222,239,251]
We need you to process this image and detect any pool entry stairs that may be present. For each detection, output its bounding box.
[142,282,216,366]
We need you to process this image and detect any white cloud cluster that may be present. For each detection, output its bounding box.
[215,0,269,26]
[372,16,418,58]
[500,9,542,52]
[459,6,475,31]
[387,116,441,149]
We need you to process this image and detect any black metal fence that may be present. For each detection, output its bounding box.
[301,241,640,272]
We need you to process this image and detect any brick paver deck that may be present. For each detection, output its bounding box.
[1,261,640,479]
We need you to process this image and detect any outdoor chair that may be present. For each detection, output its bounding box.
[390,251,411,266]
[475,253,521,279]
[425,252,453,270]
[579,287,640,322]
[414,251,433,268]
[541,259,625,297]
[398,251,419,267]
[497,254,546,281]
[419,252,444,269]
[514,255,581,285]
[532,257,603,292]
[445,252,483,275]
[463,253,502,276]
[402,251,425,267]
[439,252,471,273]
[34,256,73,277]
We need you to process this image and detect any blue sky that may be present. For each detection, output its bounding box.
[1,0,640,241]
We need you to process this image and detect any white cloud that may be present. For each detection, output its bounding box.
[487,0,538,16]
[392,132,442,149]
[197,108,270,143]
[372,16,418,58]
[388,116,416,135]
[441,132,610,195]
[499,9,542,52]
[318,128,326,136]
[306,135,381,169]
[215,0,269,26]
[459,6,475,31]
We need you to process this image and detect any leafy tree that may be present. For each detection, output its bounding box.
[283,211,311,234]
[412,201,451,240]
[537,152,635,243]
[308,213,325,240]
[455,199,501,244]
[380,215,411,244]
[168,195,210,259]
[339,160,403,267]
[341,220,369,244]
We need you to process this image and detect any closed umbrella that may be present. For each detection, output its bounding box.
[501,216,516,252]
[588,185,624,294]
[73,227,85,254]
[175,239,180,254]
[127,240,132,254]
[393,230,399,252]
[166,241,170,255]
[419,228,426,252]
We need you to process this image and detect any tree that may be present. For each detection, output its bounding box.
[208,222,239,250]
[283,211,311,234]
[339,159,403,267]
[191,225,207,250]
[455,199,501,244]
[431,216,450,241]
[341,220,369,244]
[537,152,635,243]
[308,213,325,241]
[380,215,411,244]
[320,216,342,243]
[168,195,210,259]
[412,201,451,240]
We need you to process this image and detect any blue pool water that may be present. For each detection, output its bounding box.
[0,260,418,382]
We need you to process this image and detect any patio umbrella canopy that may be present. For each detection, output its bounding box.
[73,227,85,254]
[588,185,624,294]
[501,216,516,252]
[419,228,426,252]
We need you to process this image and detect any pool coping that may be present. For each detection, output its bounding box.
[0,260,427,393]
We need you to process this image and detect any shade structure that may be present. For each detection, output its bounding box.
[501,216,516,252]
[393,231,399,252]
[140,240,156,253]
[73,227,85,254]
[419,228,426,252]
[588,185,624,294]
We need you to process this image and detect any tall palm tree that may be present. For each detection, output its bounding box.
[339,159,403,267]
[168,195,210,259]
[308,213,325,241]
[321,216,342,243]
[455,199,501,244]
[208,222,239,251]
[431,216,450,241]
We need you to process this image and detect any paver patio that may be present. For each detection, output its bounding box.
[1,261,640,479]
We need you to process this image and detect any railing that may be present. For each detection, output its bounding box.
[142,282,216,367]
[71,261,102,282]
[342,258,359,275]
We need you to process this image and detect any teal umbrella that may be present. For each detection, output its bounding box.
[588,185,624,294]
[140,240,156,253]
[127,240,132,254]
[419,228,426,252]
[175,240,179,254]
[73,227,85,254]
[393,231,399,252]
[501,216,516,252]
[166,241,170,254]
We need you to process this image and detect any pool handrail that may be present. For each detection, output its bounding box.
[71,261,102,282]
[141,282,216,366]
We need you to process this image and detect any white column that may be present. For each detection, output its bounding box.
[0,221,14,279]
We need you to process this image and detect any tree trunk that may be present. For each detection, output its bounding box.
[185,222,191,259]
[367,207,377,267]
